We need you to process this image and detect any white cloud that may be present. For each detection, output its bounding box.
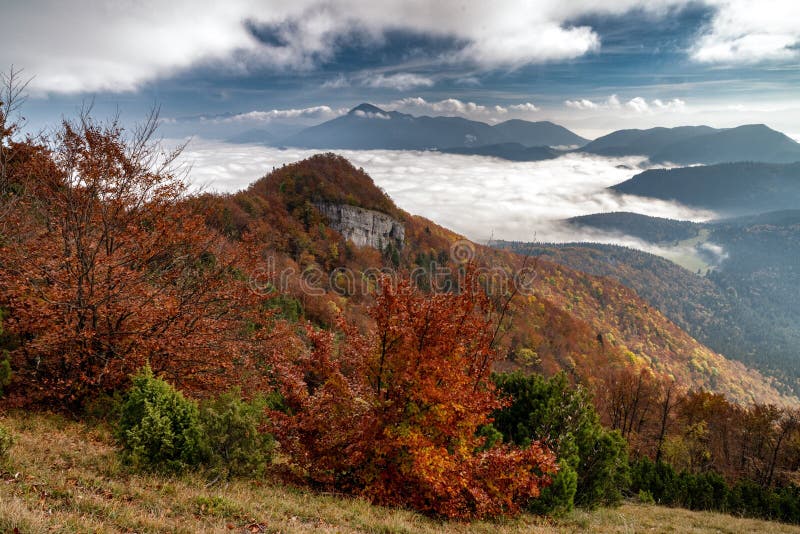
[626,97,650,113]
[653,98,687,111]
[565,98,600,110]
[565,95,686,114]
[691,0,800,64]
[383,97,539,121]
[363,73,435,90]
[0,1,265,93]
[454,22,601,67]
[5,0,798,93]
[626,97,687,113]
[509,103,540,112]
[221,106,346,122]
[565,94,623,110]
[388,97,491,116]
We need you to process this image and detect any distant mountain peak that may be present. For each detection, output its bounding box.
[732,123,792,138]
[737,123,770,130]
[348,103,387,115]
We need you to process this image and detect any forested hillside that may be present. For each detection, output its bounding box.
[566,212,701,243]
[188,153,791,406]
[496,232,800,396]
[612,162,800,215]
[580,124,800,165]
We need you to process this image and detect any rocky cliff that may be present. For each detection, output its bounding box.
[316,202,405,250]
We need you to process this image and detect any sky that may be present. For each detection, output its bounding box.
[3,0,800,140]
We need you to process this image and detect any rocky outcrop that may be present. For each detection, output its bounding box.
[316,202,405,250]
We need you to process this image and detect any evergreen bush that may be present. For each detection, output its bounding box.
[492,372,629,513]
[116,366,208,473]
[200,388,275,478]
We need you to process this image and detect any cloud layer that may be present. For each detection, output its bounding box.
[179,140,714,248]
[4,1,799,93]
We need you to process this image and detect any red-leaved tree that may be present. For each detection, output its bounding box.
[0,111,277,407]
[272,273,557,518]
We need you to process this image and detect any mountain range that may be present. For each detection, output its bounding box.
[274,103,588,150]
[229,103,800,167]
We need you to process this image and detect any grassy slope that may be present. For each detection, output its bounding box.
[1,413,798,534]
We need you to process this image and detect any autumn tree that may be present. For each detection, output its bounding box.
[271,273,557,519]
[0,110,274,407]
[598,366,660,453]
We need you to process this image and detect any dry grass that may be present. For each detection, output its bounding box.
[1,411,798,534]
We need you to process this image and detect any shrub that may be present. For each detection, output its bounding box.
[492,371,629,513]
[116,366,208,473]
[0,425,13,461]
[272,278,558,519]
[200,388,275,478]
[527,460,579,516]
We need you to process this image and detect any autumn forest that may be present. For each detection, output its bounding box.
[3,66,800,530]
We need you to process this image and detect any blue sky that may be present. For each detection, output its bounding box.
[3,0,800,140]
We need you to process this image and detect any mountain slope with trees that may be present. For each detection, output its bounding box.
[580,124,800,165]
[193,154,790,406]
[612,162,800,215]
[2,93,800,529]
[566,212,702,243]
[495,224,800,396]
[579,126,718,158]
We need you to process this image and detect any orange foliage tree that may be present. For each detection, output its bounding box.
[272,273,557,518]
[0,111,275,407]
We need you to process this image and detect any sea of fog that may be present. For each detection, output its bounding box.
[178,139,720,266]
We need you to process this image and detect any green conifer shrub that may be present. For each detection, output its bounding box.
[492,372,629,513]
[200,388,275,478]
[116,366,208,473]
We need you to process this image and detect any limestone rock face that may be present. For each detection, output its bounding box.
[316,203,405,250]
